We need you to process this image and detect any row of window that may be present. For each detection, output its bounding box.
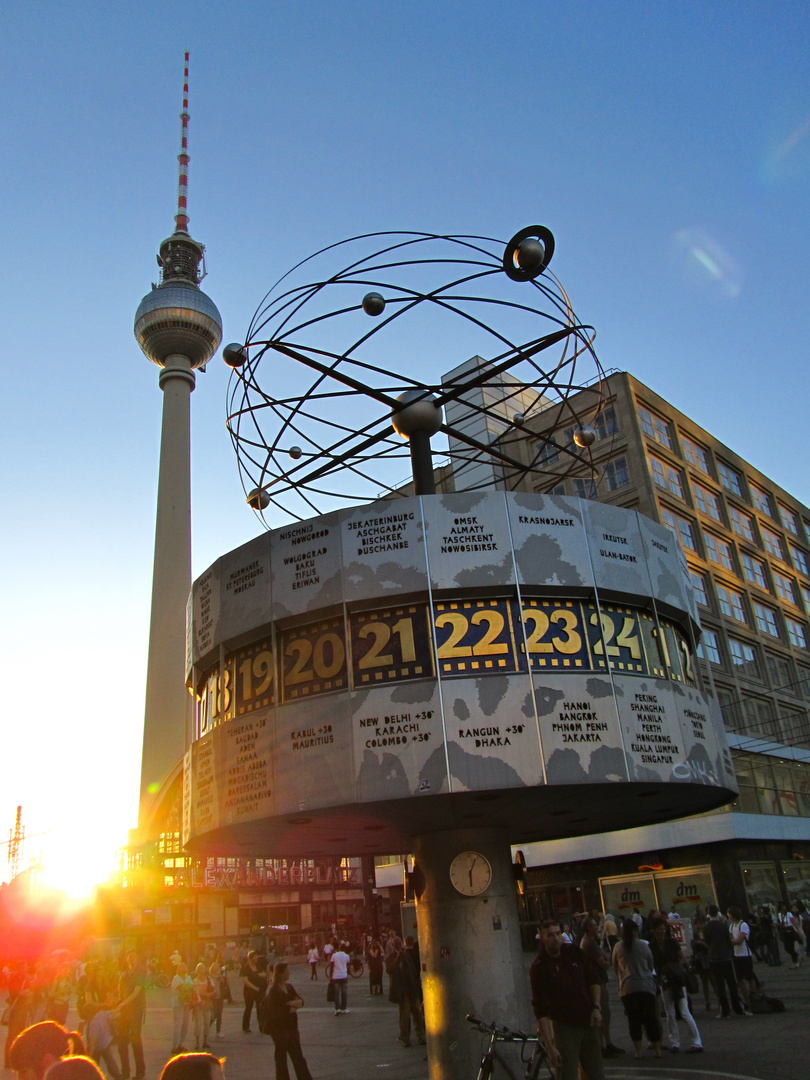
[542,455,630,500]
[688,568,808,646]
[535,406,620,469]
[719,692,809,744]
[650,450,809,575]
[699,622,810,683]
[639,401,809,545]
[662,507,810,618]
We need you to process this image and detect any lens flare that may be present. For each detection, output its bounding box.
[761,113,810,184]
[673,226,743,298]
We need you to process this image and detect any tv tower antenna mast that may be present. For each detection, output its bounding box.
[134,53,222,838]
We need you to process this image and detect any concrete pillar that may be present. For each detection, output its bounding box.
[413,828,532,1080]
[138,354,196,833]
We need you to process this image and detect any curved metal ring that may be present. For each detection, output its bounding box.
[502,225,556,281]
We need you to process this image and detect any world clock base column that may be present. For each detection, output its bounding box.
[412,827,532,1080]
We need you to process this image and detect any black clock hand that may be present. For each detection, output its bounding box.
[469,857,477,887]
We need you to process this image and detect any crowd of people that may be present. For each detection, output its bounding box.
[2,931,423,1080]
[529,898,807,1080]
[4,900,807,1080]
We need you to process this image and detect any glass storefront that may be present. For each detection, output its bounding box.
[740,862,781,910]
[782,862,810,906]
[732,751,810,818]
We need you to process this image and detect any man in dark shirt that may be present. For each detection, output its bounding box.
[580,917,624,1058]
[116,951,146,1080]
[530,919,604,1080]
[703,905,745,1018]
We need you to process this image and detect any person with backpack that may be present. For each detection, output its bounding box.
[727,907,756,1011]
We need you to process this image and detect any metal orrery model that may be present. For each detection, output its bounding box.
[186,225,737,1080]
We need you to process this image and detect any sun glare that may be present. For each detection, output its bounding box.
[37,831,120,901]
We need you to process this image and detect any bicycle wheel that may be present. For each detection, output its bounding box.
[348,960,364,978]
[158,973,171,988]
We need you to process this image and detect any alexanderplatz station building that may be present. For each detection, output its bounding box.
[120,227,807,967]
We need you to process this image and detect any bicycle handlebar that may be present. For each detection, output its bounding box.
[465,1015,536,1042]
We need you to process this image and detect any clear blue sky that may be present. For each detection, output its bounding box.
[1,1,807,890]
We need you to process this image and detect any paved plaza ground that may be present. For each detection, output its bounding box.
[3,954,808,1080]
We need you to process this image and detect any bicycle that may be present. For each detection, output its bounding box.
[466,1015,554,1080]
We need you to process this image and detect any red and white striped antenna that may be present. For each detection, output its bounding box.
[175,51,190,234]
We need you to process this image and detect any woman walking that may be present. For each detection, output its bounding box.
[612,919,662,1059]
[265,962,313,1080]
[649,917,703,1054]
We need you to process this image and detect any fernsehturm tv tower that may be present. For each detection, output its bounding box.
[134,54,222,835]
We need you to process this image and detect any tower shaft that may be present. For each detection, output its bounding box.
[138,357,196,832]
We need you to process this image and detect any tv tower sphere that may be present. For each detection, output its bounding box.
[134,279,222,369]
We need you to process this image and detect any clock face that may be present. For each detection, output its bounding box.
[449,851,492,896]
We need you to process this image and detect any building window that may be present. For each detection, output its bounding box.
[535,439,559,465]
[681,434,710,475]
[573,477,597,499]
[594,406,618,440]
[789,543,809,576]
[550,483,566,496]
[766,653,795,693]
[773,570,796,605]
[779,505,799,535]
[705,532,734,571]
[741,697,773,730]
[761,525,783,560]
[639,406,671,448]
[750,483,772,517]
[717,585,746,623]
[603,456,630,491]
[699,630,721,660]
[690,571,709,606]
[729,506,755,543]
[800,584,810,615]
[692,482,722,521]
[800,667,810,700]
[753,602,780,637]
[651,456,683,498]
[786,618,807,649]
[741,554,767,589]
[661,509,696,551]
[729,638,759,677]
[697,629,721,664]
[718,461,743,497]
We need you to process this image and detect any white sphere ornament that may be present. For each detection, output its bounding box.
[247,488,271,511]
[573,425,596,448]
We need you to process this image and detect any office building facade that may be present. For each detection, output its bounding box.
[483,370,810,922]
